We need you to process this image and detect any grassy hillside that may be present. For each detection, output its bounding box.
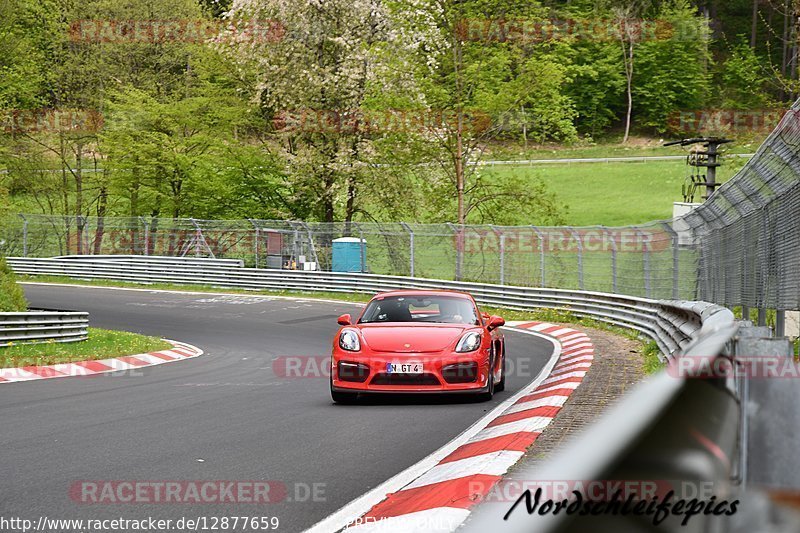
[485,157,748,227]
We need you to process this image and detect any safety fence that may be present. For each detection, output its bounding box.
[3,215,698,302]
[3,102,800,323]
[7,256,732,359]
[0,310,89,346]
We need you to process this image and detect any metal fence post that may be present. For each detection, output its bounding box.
[636,228,652,298]
[139,217,150,256]
[353,222,365,273]
[776,310,786,337]
[446,223,462,281]
[530,226,545,287]
[248,219,260,268]
[602,227,618,294]
[567,227,584,290]
[400,222,415,277]
[490,226,505,285]
[19,214,28,257]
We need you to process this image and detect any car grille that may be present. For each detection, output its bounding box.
[370,373,441,386]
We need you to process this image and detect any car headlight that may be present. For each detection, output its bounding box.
[339,330,361,352]
[456,331,482,353]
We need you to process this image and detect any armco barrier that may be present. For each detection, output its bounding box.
[461,322,744,533]
[0,310,89,346]
[53,254,245,268]
[8,256,733,359]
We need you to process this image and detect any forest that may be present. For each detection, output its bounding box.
[0,0,792,227]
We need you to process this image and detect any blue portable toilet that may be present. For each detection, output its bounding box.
[332,237,366,272]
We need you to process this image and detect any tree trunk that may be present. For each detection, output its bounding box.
[60,134,70,255]
[452,32,466,280]
[622,40,634,144]
[75,141,83,254]
[93,185,108,255]
[751,0,759,49]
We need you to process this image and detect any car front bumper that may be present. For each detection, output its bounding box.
[331,348,492,393]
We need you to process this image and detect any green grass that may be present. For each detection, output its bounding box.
[0,327,172,368]
[484,158,747,227]
[485,137,764,161]
[642,341,664,374]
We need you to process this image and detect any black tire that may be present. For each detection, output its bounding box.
[477,351,495,402]
[331,389,359,404]
[330,375,359,404]
[495,346,506,393]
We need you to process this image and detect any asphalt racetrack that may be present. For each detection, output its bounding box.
[1,284,554,532]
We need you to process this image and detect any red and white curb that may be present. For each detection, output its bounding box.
[0,340,203,383]
[306,321,594,533]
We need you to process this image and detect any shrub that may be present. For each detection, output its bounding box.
[0,258,27,312]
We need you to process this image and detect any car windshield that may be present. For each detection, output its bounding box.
[359,295,479,325]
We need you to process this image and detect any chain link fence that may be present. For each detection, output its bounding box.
[1,214,697,301]
[3,101,800,312]
[680,99,800,312]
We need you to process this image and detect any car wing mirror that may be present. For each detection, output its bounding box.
[487,315,505,331]
[337,314,352,326]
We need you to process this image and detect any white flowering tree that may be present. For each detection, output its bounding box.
[220,0,439,224]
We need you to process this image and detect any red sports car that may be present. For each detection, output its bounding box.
[330,290,506,403]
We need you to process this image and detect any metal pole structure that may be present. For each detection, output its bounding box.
[248,219,260,269]
[139,216,150,256]
[19,214,27,257]
[190,218,201,257]
[353,222,365,273]
[400,222,415,277]
[602,226,618,294]
[757,308,767,327]
[446,223,462,281]
[776,310,786,337]
[567,227,584,290]
[530,226,545,287]
[636,228,652,298]
[490,226,505,286]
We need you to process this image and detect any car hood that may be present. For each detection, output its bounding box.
[358,324,470,353]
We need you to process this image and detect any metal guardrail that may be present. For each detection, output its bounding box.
[15,255,769,531]
[8,256,733,359]
[54,255,245,267]
[0,310,89,346]
[461,320,743,533]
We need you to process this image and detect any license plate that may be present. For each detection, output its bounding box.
[387,362,423,374]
